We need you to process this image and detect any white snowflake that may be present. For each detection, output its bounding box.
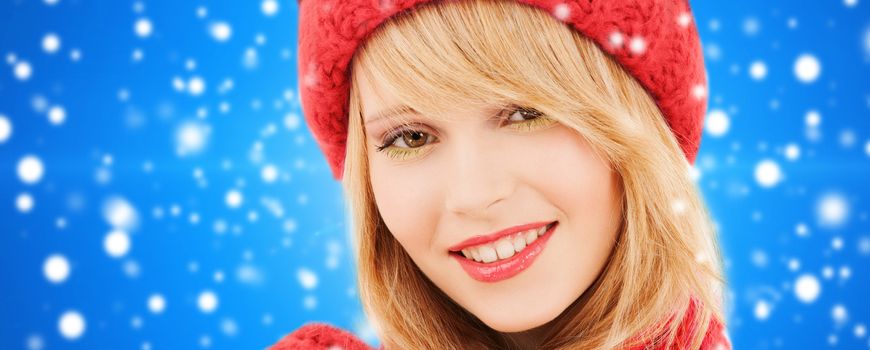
[804,109,821,128]
[58,311,86,340]
[42,33,61,53]
[784,143,800,161]
[48,105,66,125]
[628,36,646,55]
[749,60,767,80]
[17,155,44,184]
[209,21,232,42]
[6,188,36,212]
[794,53,821,83]
[742,17,760,36]
[102,196,139,231]
[0,114,11,143]
[197,290,219,313]
[794,274,821,303]
[44,254,70,283]
[817,192,849,227]
[552,3,570,21]
[262,0,279,16]
[225,189,244,208]
[134,18,153,38]
[261,164,279,183]
[677,12,692,28]
[220,318,238,337]
[754,300,772,320]
[831,304,848,324]
[705,109,730,137]
[754,159,782,188]
[187,76,206,96]
[148,294,166,314]
[14,61,32,81]
[283,112,301,130]
[691,84,706,99]
[175,120,210,155]
[297,268,318,290]
[104,230,131,258]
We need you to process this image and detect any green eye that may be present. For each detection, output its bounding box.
[374,105,555,161]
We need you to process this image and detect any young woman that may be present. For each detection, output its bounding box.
[273,0,730,349]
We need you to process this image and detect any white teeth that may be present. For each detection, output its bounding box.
[537,224,548,236]
[479,245,498,263]
[459,223,557,263]
[525,229,538,245]
[513,235,526,252]
[495,240,516,259]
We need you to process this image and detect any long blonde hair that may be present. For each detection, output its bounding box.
[342,0,726,348]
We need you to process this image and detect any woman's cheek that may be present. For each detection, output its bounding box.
[370,166,441,255]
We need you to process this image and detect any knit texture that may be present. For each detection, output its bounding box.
[268,298,731,349]
[297,0,708,180]
[269,322,376,350]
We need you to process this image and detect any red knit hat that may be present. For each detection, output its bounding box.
[297,0,708,180]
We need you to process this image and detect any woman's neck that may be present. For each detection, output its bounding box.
[501,318,557,350]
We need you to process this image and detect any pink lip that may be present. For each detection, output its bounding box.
[450,221,558,283]
[448,221,555,252]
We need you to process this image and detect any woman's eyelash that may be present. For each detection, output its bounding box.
[374,105,546,153]
[375,123,427,152]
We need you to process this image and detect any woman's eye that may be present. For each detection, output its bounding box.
[374,106,555,160]
[375,128,437,161]
[502,106,557,131]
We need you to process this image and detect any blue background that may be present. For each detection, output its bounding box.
[1,0,868,349]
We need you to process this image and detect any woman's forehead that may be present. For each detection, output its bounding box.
[353,52,513,125]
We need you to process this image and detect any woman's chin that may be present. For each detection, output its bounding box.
[475,307,562,334]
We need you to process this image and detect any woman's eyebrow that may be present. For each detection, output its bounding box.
[363,103,510,129]
[364,105,419,127]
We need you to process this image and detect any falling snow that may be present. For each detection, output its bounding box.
[297,268,318,290]
[134,18,153,38]
[705,109,730,137]
[0,114,11,142]
[198,290,219,314]
[754,159,783,188]
[58,311,86,340]
[147,294,166,314]
[47,105,66,125]
[817,193,849,228]
[262,0,279,16]
[104,230,132,258]
[14,61,32,80]
[794,53,822,83]
[2,2,869,350]
[43,254,71,284]
[795,274,822,303]
[749,60,767,80]
[42,33,61,53]
[17,155,44,184]
[209,21,232,42]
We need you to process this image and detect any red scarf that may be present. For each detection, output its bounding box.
[270,301,731,349]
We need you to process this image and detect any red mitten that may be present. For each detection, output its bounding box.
[269,322,374,350]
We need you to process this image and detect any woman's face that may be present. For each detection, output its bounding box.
[359,74,623,333]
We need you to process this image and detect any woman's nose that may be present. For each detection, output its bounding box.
[441,135,514,218]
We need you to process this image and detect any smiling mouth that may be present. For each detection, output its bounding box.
[451,221,556,264]
[449,221,559,283]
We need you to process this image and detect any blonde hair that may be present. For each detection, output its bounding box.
[342,0,726,349]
